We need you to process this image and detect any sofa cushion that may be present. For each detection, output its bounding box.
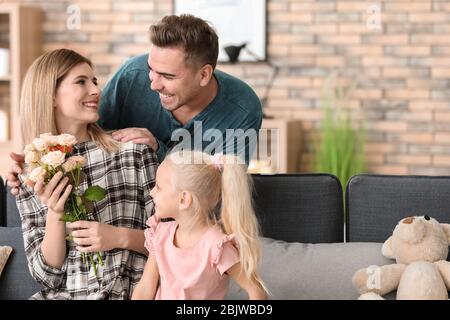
[0,227,43,299]
[252,174,344,243]
[226,238,393,300]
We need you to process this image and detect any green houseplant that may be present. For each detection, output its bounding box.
[314,72,366,191]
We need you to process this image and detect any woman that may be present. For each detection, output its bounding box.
[17,48,157,299]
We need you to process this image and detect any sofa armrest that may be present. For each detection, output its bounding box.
[0,227,43,299]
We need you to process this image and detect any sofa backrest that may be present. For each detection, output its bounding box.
[0,179,21,227]
[0,177,5,226]
[252,173,344,243]
[346,174,450,242]
[2,174,346,242]
[5,185,20,227]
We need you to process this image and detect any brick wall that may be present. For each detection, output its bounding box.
[10,0,171,85]
[8,0,450,174]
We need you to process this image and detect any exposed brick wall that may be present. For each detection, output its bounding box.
[7,0,450,174]
[221,0,450,175]
[12,0,171,85]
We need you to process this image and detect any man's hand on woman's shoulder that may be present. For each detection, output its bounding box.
[111,127,158,151]
[7,152,25,196]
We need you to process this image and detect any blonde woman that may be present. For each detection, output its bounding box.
[132,150,268,300]
[17,49,157,299]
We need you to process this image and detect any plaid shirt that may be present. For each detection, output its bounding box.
[16,141,157,300]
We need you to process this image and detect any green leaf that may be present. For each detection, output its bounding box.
[83,186,106,201]
[60,213,78,222]
[81,196,94,214]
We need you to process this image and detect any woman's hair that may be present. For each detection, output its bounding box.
[149,14,219,70]
[19,48,119,153]
[165,150,268,293]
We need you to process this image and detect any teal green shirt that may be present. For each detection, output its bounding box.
[98,54,263,164]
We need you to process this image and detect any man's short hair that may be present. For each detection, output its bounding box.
[149,14,219,70]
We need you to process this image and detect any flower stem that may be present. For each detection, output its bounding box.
[97,252,104,266]
[89,254,97,275]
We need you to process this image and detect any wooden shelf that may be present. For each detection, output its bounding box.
[0,4,42,178]
[248,118,303,174]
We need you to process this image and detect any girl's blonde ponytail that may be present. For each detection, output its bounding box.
[220,154,268,293]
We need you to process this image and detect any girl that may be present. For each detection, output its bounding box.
[132,151,268,300]
[16,49,158,299]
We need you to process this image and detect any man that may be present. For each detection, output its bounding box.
[7,14,262,194]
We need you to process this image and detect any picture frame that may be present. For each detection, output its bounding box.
[173,0,267,63]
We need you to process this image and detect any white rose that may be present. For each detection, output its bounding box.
[33,137,48,151]
[41,150,66,168]
[39,133,52,138]
[58,134,77,146]
[39,133,59,146]
[25,151,39,164]
[71,155,86,166]
[27,162,40,174]
[62,156,86,172]
[24,144,36,153]
[48,136,60,146]
[62,158,77,172]
[28,166,46,183]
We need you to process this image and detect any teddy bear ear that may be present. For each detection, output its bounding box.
[382,236,395,259]
[441,223,450,244]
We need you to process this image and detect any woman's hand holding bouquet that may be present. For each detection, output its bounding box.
[24,133,106,274]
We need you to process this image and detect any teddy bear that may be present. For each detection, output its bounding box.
[352,215,450,300]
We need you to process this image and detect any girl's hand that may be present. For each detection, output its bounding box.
[34,171,72,215]
[227,263,268,300]
[67,221,118,252]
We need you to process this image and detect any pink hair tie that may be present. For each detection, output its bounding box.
[210,153,224,171]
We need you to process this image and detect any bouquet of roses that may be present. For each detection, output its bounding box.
[24,133,106,274]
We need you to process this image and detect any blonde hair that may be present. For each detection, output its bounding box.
[19,48,119,153]
[166,150,268,293]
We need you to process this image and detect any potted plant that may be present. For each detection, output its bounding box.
[314,72,366,191]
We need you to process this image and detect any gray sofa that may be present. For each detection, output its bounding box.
[1,174,450,300]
